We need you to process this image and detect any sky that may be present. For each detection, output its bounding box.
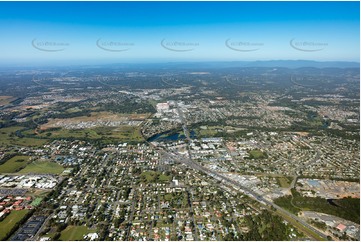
[0,1,359,65]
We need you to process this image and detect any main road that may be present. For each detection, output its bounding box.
[151,103,328,240]
[156,147,328,240]
[175,102,191,142]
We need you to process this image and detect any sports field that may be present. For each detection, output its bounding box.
[59,226,96,241]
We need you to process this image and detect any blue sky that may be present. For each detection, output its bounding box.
[0,1,359,65]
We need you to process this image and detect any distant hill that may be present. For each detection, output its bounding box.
[104,60,360,69]
[241,60,360,68]
[1,60,359,70]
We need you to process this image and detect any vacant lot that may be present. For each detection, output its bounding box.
[0,155,30,173]
[0,210,30,240]
[59,226,96,241]
[18,160,64,175]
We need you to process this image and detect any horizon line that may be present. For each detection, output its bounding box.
[0,59,359,69]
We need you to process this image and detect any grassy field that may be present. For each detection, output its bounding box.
[30,197,43,206]
[164,193,173,201]
[59,226,96,241]
[65,107,82,113]
[30,128,100,139]
[94,126,143,141]
[34,126,144,143]
[158,174,171,182]
[0,126,48,147]
[197,125,223,137]
[0,210,30,240]
[41,112,149,129]
[18,160,64,175]
[197,125,248,137]
[248,149,267,159]
[140,171,171,183]
[34,111,148,143]
[277,177,292,188]
[0,155,30,173]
